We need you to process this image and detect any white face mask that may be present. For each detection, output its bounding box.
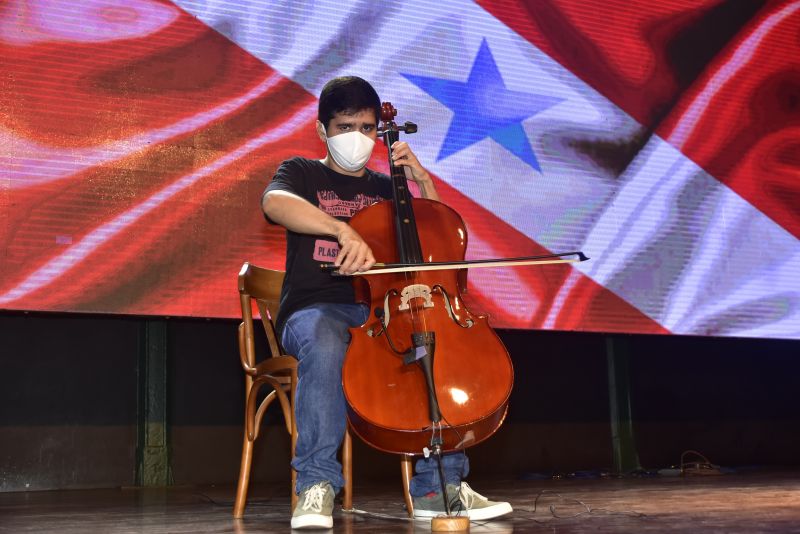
[322,126,376,172]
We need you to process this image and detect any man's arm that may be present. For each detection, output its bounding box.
[262,190,343,237]
[262,190,375,274]
[413,173,439,201]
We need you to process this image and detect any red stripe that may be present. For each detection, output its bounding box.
[658,1,800,240]
[0,7,266,147]
[0,77,315,314]
[1,7,307,315]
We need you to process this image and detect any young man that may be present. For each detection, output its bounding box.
[262,76,512,529]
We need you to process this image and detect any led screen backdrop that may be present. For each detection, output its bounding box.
[1,0,798,339]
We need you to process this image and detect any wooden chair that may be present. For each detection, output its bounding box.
[232,262,415,518]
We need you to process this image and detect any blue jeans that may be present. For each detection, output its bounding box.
[281,302,469,497]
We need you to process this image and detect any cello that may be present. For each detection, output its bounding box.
[341,103,514,461]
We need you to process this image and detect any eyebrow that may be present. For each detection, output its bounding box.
[335,121,376,128]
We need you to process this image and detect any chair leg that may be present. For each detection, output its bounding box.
[400,454,414,517]
[233,433,254,518]
[342,427,353,510]
[290,371,299,511]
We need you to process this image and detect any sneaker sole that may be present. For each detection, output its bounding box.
[413,502,513,522]
[467,502,513,521]
[290,513,333,529]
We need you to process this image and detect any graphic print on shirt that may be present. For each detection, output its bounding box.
[313,239,340,262]
[312,190,385,262]
[317,190,384,218]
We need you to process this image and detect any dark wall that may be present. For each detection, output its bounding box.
[1,311,799,491]
[0,313,140,491]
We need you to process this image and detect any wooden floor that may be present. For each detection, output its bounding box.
[2,470,800,533]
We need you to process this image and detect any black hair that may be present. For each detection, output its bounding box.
[318,76,381,129]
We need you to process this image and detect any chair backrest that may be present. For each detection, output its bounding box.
[237,262,286,373]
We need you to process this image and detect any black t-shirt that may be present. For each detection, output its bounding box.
[263,157,393,335]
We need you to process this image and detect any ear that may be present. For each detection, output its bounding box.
[316,120,327,143]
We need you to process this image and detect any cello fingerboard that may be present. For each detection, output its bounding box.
[384,126,424,266]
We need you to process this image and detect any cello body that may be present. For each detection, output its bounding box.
[342,197,514,455]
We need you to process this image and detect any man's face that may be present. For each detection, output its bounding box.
[317,109,378,142]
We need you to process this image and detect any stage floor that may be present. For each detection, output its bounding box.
[2,470,799,532]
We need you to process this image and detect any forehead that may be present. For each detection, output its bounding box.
[330,109,377,124]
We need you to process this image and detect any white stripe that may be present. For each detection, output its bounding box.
[175,0,800,338]
[580,139,800,338]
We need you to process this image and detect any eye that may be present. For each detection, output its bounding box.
[362,125,375,133]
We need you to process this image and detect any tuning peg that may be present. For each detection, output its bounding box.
[402,121,418,134]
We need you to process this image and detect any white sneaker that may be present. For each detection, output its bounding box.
[412,482,512,521]
[291,482,334,529]
[458,482,513,521]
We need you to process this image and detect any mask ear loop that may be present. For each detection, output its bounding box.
[319,122,343,169]
[318,121,330,143]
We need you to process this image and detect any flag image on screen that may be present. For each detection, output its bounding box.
[1,0,798,339]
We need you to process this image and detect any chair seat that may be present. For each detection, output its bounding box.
[252,355,296,377]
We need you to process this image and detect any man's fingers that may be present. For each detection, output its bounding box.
[336,241,373,275]
[337,246,358,274]
[391,141,413,162]
[358,250,376,272]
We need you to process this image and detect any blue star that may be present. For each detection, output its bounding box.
[401,39,563,172]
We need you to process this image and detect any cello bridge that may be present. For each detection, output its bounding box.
[398,284,434,311]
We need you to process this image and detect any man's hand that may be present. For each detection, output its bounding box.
[390,140,430,183]
[390,141,440,201]
[334,223,376,275]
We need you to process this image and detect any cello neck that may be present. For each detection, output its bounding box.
[383,122,423,265]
